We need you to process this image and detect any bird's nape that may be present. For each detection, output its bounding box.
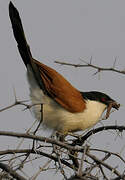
[81,91,120,109]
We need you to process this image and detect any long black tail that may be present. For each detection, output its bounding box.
[9,1,32,67]
[9,1,46,91]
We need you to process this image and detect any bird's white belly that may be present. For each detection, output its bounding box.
[30,88,106,133]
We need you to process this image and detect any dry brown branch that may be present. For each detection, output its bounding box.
[99,164,108,180]
[0,162,26,180]
[0,148,74,170]
[73,125,125,146]
[55,59,125,75]
[90,148,125,164]
[17,104,43,172]
[56,152,68,180]
[86,151,122,177]
[0,131,78,151]
[85,151,111,176]
[0,100,31,113]
[0,127,124,179]
[77,145,87,177]
[111,176,125,180]
[31,159,52,180]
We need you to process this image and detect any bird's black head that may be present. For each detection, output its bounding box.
[81,91,120,110]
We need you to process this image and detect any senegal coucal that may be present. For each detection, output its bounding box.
[9,2,120,134]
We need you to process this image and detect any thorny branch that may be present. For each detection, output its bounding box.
[55,57,125,75]
[0,162,26,180]
[0,125,124,152]
[73,125,125,146]
[0,126,125,179]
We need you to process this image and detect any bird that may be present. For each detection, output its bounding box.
[9,2,120,135]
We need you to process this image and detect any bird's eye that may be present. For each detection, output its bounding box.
[101,97,105,102]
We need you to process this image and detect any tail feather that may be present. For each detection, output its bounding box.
[9,1,46,92]
[9,1,32,67]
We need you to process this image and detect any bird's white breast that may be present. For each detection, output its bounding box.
[27,67,107,133]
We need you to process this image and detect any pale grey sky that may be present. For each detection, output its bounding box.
[0,0,125,179]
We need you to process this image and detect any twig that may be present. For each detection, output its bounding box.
[55,60,125,75]
[86,152,111,175]
[90,148,125,164]
[33,104,43,135]
[0,100,30,112]
[99,164,109,180]
[0,162,26,180]
[8,120,37,169]
[111,175,125,180]
[57,152,68,180]
[0,126,125,152]
[32,104,43,149]
[73,125,125,146]
[86,152,122,178]
[0,148,74,170]
[77,144,88,177]
[31,160,52,180]
[0,131,77,151]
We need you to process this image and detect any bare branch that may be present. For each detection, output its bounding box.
[0,148,74,170]
[31,160,52,180]
[0,131,78,151]
[0,100,30,112]
[77,144,88,177]
[99,165,109,180]
[55,60,125,75]
[90,148,125,164]
[0,162,26,180]
[73,125,125,146]
[86,151,122,177]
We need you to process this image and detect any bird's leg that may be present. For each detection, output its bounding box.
[56,132,66,142]
[50,132,66,157]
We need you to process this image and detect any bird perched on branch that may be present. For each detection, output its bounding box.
[9,2,120,135]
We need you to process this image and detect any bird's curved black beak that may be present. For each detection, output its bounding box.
[108,100,120,110]
[105,100,120,119]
